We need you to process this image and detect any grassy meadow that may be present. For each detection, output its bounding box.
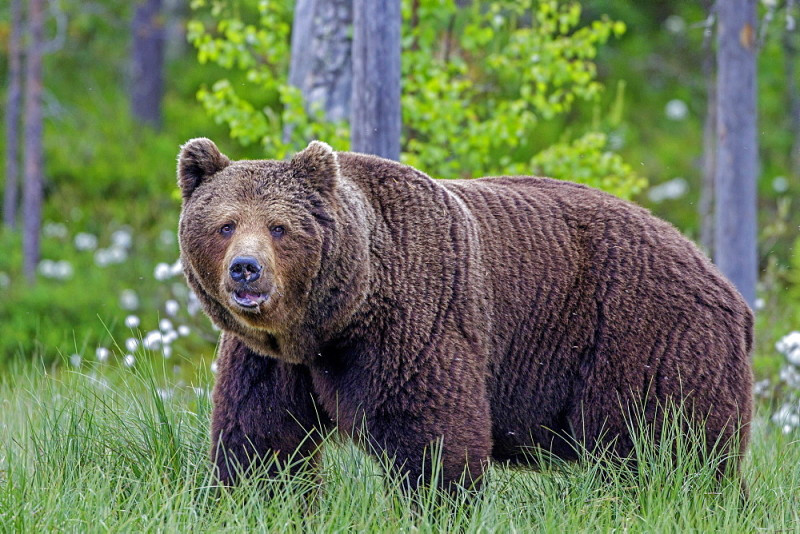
[1,1,800,531]
[0,359,798,532]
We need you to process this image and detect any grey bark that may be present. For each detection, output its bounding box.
[23,0,45,280]
[3,0,23,229]
[351,0,401,161]
[700,69,717,256]
[163,0,189,61]
[784,16,800,178]
[699,5,716,256]
[285,0,352,144]
[714,0,758,307]
[131,0,165,128]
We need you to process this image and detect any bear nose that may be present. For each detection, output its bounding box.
[229,256,262,283]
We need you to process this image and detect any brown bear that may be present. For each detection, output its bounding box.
[177,138,753,491]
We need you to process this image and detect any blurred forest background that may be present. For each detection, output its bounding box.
[0,0,798,388]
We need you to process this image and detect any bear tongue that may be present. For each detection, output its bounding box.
[234,290,264,307]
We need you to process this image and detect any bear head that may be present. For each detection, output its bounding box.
[176,138,364,363]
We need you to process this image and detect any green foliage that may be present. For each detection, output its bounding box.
[188,0,645,198]
[188,0,349,157]
[0,221,216,367]
[0,0,247,365]
[530,132,646,198]
[788,236,800,323]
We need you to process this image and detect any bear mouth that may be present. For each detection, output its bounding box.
[231,290,268,309]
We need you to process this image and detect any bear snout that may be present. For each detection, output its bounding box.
[229,256,262,283]
[225,256,276,310]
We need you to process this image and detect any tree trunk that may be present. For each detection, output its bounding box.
[285,0,353,143]
[714,0,758,307]
[351,0,401,161]
[3,0,24,229]
[699,4,716,256]
[131,0,165,128]
[784,19,800,178]
[23,0,45,281]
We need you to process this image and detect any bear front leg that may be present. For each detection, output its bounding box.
[366,399,492,494]
[360,356,493,494]
[210,333,330,486]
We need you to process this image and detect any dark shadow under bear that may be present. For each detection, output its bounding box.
[177,138,753,490]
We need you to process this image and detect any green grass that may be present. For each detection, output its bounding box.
[0,361,798,532]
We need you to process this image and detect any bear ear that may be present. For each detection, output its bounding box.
[290,140,340,195]
[177,138,231,199]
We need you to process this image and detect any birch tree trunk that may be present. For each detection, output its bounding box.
[3,0,24,229]
[23,0,45,280]
[131,0,165,128]
[699,4,716,256]
[288,0,352,122]
[714,0,758,307]
[784,20,800,178]
[285,0,352,144]
[351,0,401,161]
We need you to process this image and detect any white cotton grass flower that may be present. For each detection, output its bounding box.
[143,330,163,351]
[753,378,771,399]
[165,300,180,317]
[43,222,68,239]
[169,259,183,277]
[157,388,173,401]
[647,177,688,203]
[55,260,73,279]
[96,347,110,362]
[74,232,98,251]
[665,99,688,121]
[187,291,201,316]
[124,315,141,329]
[772,176,789,193]
[664,15,686,34]
[154,262,171,281]
[159,319,173,333]
[69,353,82,368]
[94,246,127,267]
[210,360,219,374]
[177,325,191,337]
[159,230,176,246]
[123,354,136,367]
[772,402,800,434]
[120,289,139,311]
[111,228,133,249]
[162,330,179,345]
[776,331,800,367]
[780,365,800,390]
[38,259,55,277]
[125,338,139,353]
[94,248,112,267]
[106,246,128,263]
[38,259,73,280]
[171,282,189,299]
[162,345,173,359]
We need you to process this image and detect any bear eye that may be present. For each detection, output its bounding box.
[270,225,285,238]
[220,223,235,236]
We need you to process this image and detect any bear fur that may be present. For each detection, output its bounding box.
[177,138,753,490]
